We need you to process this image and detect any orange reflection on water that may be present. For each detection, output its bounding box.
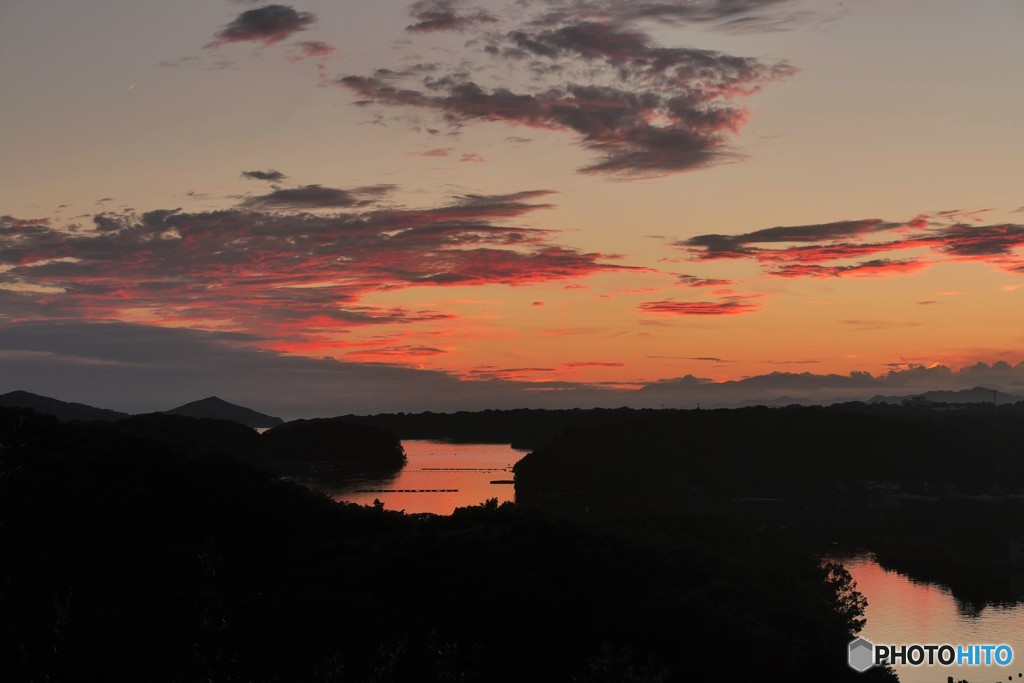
[315,440,528,515]
[842,555,1024,683]
[851,558,950,636]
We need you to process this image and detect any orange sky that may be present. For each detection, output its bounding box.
[1,0,1023,415]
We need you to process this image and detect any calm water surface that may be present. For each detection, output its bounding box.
[843,556,1024,683]
[298,439,527,515]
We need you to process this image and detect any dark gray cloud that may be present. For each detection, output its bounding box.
[681,219,895,259]
[473,0,798,32]
[207,5,316,48]
[407,0,497,32]
[341,2,795,176]
[636,361,1024,407]
[241,169,288,182]
[768,258,928,279]
[678,215,1024,279]
[343,50,792,176]
[639,294,764,316]
[677,273,734,287]
[0,321,489,417]
[322,307,454,325]
[937,223,1024,257]
[239,184,394,209]
[0,321,627,416]
[3,321,1023,416]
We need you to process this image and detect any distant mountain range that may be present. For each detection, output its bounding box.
[4,385,1021,431]
[868,386,1024,405]
[0,391,283,429]
[0,390,129,422]
[165,396,283,428]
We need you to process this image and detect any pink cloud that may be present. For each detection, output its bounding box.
[0,186,632,347]
[412,148,451,157]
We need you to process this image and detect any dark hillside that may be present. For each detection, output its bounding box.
[0,390,128,421]
[0,406,894,683]
[165,396,284,428]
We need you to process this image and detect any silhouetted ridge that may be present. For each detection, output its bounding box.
[110,412,403,476]
[514,403,1024,506]
[165,395,284,428]
[513,402,1024,605]
[0,405,891,683]
[868,385,1023,405]
[117,412,263,461]
[0,390,128,421]
[262,417,406,473]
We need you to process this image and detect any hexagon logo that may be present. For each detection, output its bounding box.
[848,637,875,672]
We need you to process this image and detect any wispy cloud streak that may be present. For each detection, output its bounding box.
[677,214,1024,279]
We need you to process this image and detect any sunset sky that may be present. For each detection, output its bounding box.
[2,0,1023,417]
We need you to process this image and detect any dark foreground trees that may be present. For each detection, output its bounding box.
[0,407,892,682]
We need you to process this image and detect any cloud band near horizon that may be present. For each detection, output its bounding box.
[0,184,632,349]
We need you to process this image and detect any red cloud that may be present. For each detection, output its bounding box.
[679,215,1024,281]
[639,295,764,316]
[0,187,630,347]
[752,241,913,263]
[768,259,929,279]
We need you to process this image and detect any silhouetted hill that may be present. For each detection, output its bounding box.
[0,390,128,421]
[868,385,1023,405]
[514,403,1024,508]
[117,412,263,461]
[262,418,406,474]
[513,402,1024,605]
[165,395,283,428]
[0,405,894,683]
[110,412,403,476]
